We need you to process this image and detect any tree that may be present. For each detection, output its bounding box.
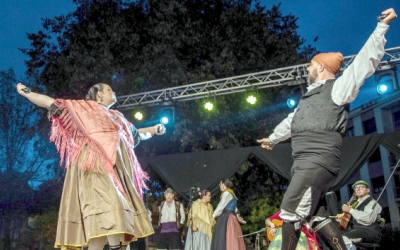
[240,194,281,244]
[0,69,61,249]
[20,0,317,216]
[21,0,316,97]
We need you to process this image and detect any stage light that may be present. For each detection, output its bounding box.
[374,67,398,95]
[159,107,175,125]
[376,83,388,95]
[204,101,214,111]
[246,95,257,105]
[287,98,297,108]
[160,116,169,125]
[134,111,143,121]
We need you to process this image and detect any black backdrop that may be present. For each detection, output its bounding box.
[139,132,400,201]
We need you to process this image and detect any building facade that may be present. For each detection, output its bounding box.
[340,71,400,229]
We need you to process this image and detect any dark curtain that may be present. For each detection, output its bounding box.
[381,131,400,157]
[251,143,293,180]
[143,133,396,201]
[251,134,385,191]
[331,133,385,191]
[145,147,253,200]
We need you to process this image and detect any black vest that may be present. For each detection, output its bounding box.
[290,79,350,173]
[158,200,182,230]
[351,197,381,231]
[291,79,350,135]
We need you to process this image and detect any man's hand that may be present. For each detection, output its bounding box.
[256,138,274,150]
[342,204,351,213]
[336,213,343,223]
[192,226,198,232]
[380,8,397,25]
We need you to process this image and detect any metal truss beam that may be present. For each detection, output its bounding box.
[116,46,400,110]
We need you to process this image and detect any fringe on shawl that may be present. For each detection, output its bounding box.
[49,99,126,197]
[187,200,214,240]
[191,216,213,240]
[126,147,149,199]
[111,110,150,199]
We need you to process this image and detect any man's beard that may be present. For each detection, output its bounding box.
[307,68,318,85]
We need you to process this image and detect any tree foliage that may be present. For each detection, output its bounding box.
[240,194,280,240]
[20,0,317,219]
[22,0,315,98]
[0,69,63,249]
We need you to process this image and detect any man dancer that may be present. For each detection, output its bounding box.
[257,8,396,250]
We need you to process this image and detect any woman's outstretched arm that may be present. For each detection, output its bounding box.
[16,83,54,108]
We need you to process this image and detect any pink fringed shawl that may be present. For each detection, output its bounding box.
[49,99,149,198]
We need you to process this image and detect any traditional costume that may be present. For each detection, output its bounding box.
[210,189,245,250]
[267,22,390,250]
[49,99,153,249]
[185,198,214,250]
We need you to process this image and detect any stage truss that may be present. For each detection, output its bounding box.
[116,46,400,110]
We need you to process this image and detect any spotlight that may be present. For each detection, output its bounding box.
[160,116,169,125]
[134,112,143,121]
[159,107,175,125]
[246,95,257,105]
[374,68,397,95]
[376,83,388,95]
[204,101,214,111]
[287,98,297,108]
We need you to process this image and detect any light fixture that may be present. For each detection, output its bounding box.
[376,83,388,95]
[287,98,297,108]
[204,101,214,111]
[134,111,143,121]
[160,116,169,125]
[159,107,175,124]
[246,95,257,105]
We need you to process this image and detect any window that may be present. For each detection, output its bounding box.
[389,151,398,166]
[394,174,400,198]
[369,148,382,163]
[393,110,400,131]
[382,207,391,224]
[347,184,354,198]
[363,118,377,134]
[371,176,385,194]
[346,127,354,137]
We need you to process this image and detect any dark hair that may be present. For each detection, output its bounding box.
[199,190,210,198]
[85,83,104,101]
[221,178,234,189]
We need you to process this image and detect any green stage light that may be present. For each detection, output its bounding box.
[204,101,214,111]
[246,95,257,105]
[134,112,143,120]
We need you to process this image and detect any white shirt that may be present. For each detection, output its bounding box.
[350,195,382,226]
[160,201,186,224]
[213,191,238,218]
[269,22,389,143]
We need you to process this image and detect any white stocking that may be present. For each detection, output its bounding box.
[108,234,124,249]
[88,236,107,250]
